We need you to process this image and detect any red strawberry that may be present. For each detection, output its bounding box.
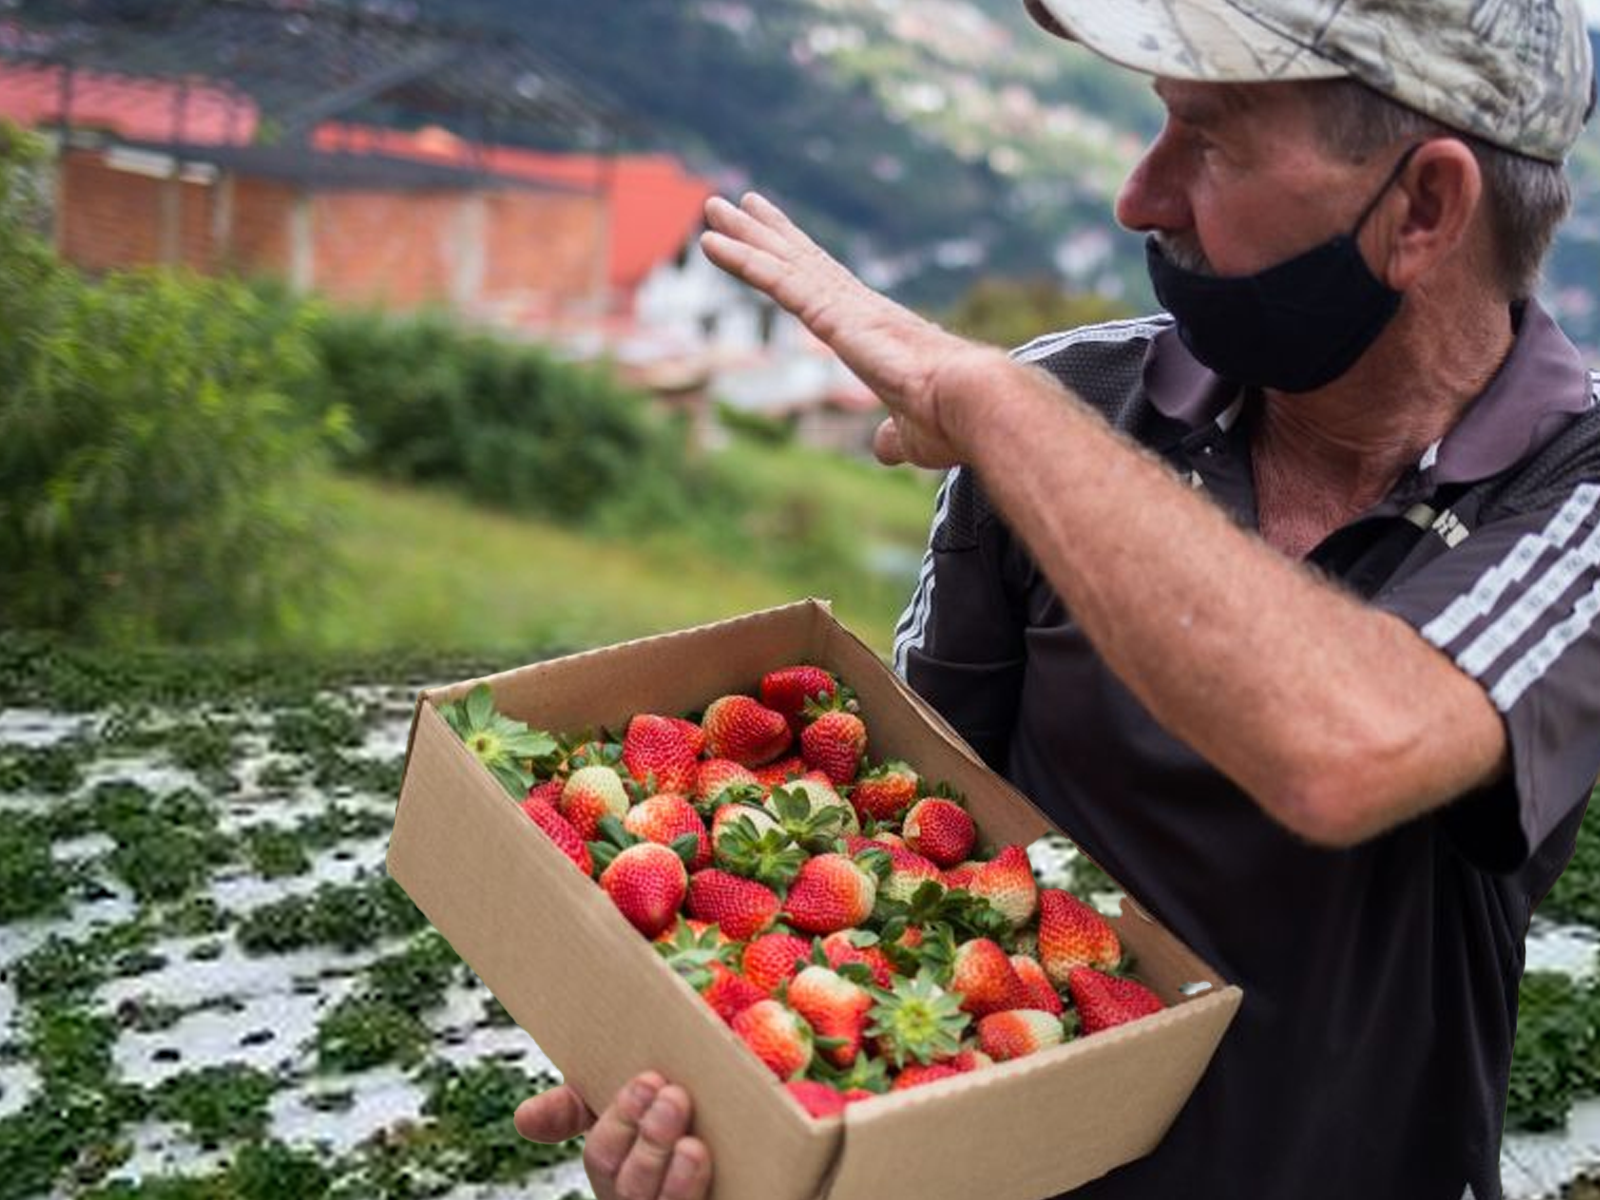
[977,1009,1066,1062]
[693,758,761,809]
[968,845,1039,930]
[782,854,878,935]
[519,787,594,876]
[943,861,981,890]
[902,797,976,867]
[849,761,919,825]
[1068,967,1164,1034]
[1037,888,1122,986]
[752,754,807,788]
[820,931,897,989]
[621,714,699,795]
[788,964,873,1067]
[700,961,769,1024]
[891,1063,962,1091]
[786,1079,849,1118]
[597,842,687,938]
[700,695,791,767]
[1011,954,1065,1015]
[686,868,782,940]
[944,1046,993,1072]
[760,665,839,733]
[623,793,711,871]
[800,710,867,786]
[742,932,814,993]
[559,764,629,842]
[950,938,1030,1018]
[731,998,813,1079]
[668,716,707,757]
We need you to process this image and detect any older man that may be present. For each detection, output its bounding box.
[515,1,1600,1197]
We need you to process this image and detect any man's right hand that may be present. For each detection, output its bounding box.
[513,1071,713,1200]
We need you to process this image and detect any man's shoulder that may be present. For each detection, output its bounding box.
[1010,313,1173,424]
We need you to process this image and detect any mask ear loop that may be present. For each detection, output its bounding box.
[1349,141,1426,238]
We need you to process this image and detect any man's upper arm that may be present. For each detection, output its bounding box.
[1375,484,1600,871]
[894,466,1028,771]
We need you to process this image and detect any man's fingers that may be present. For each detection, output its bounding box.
[699,230,785,296]
[704,194,794,260]
[582,1072,664,1181]
[513,1084,595,1144]
[873,417,907,466]
[613,1084,694,1200]
[661,1136,713,1200]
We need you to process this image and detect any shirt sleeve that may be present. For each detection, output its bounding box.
[893,466,1029,773]
[1375,482,1600,873]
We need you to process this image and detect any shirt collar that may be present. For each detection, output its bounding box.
[1140,299,1596,483]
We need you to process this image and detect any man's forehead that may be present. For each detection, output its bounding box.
[1154,77,1306,124]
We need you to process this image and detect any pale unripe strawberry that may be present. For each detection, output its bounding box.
[732,998,813,1080]
[624,793,711,871]
[1037,888,1122,986]
[560,765,629,842]
[788,965,873,1067]
[711,802,783,864]
[1011,953,1065,1015]
[968,844,1039,929]
[976,1009,1066,1062]
[686,868,782,940]
[765,776,859,838]
[902,797,975,867]
[694,758,761,808]
[598,842,687,938]
[878,844,945,905]
[701,695,792,766]
[783,853,878,935]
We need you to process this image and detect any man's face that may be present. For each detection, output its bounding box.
[1116,79,1395,278]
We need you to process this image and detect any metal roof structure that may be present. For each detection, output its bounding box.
[0,0,630,154]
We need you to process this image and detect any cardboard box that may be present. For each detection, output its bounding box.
[388,599,1241,1200]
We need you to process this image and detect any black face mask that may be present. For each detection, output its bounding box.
[1144,143,1422,394]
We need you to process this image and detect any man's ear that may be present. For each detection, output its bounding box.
[1378,138,1483,291]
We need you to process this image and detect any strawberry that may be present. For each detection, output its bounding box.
[731,998,813,1080]
[621,714,700,795]
[877,844,946,905]
[686,868,782,940]
[525,778,564,807]
[594,840,688,939]
[765,780,858,847]
[519,786,594,876]
[624,793,711,871]
[866,972,970,1068]
[668,716,707,758]
[977,1009,1066,1062]
[713,807,807,889]
[968,845,1039,930]
[786,1079,849,1118]
[820,931,897,989]
[783,853,878,935]
[1037,888,1122,986]
[742,932,814,993]
[1067,967,1164,1034]
[700,960,769,1024]
[559,764,630,842]
[760,664,839,733]
[800,709,867,786]
[942,861,981,890]
[949,938,1030,1018]
[788,964,873,1067]
[1011,954,1065,1015]
[890,1063,963,1091]
[693,758,761,809]
[902,797,976,867]
[752,754,807,788]
[849,761,919,825]
[944,1046,993,1072]
[700,695,792,767]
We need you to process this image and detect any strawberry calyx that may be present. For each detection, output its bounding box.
[716,813,808,890]
[438,683,560,798]
[865,971,971,1069]
[766,784,851,852]
[589,814,700,875]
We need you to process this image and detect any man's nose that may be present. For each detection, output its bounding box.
[1114,131,1192,236]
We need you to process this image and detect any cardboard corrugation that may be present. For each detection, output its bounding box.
[389,599,1242,1200]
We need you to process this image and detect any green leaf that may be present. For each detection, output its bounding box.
[464,684,494,730]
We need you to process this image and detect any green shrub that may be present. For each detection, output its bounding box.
[1506,970,1600,1131]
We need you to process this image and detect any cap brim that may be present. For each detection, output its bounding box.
[1026,0,1349,85]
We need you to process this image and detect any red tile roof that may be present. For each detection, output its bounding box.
[0,62,256,144]
[315,123,715,294]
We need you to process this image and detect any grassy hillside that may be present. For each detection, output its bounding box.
[302,446,940,659]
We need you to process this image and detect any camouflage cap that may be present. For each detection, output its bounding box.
[1024,0,1596,163]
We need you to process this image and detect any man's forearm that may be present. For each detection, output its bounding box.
[939,350,1508,845]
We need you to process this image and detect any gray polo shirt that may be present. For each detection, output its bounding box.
[895,302,1600,1200]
